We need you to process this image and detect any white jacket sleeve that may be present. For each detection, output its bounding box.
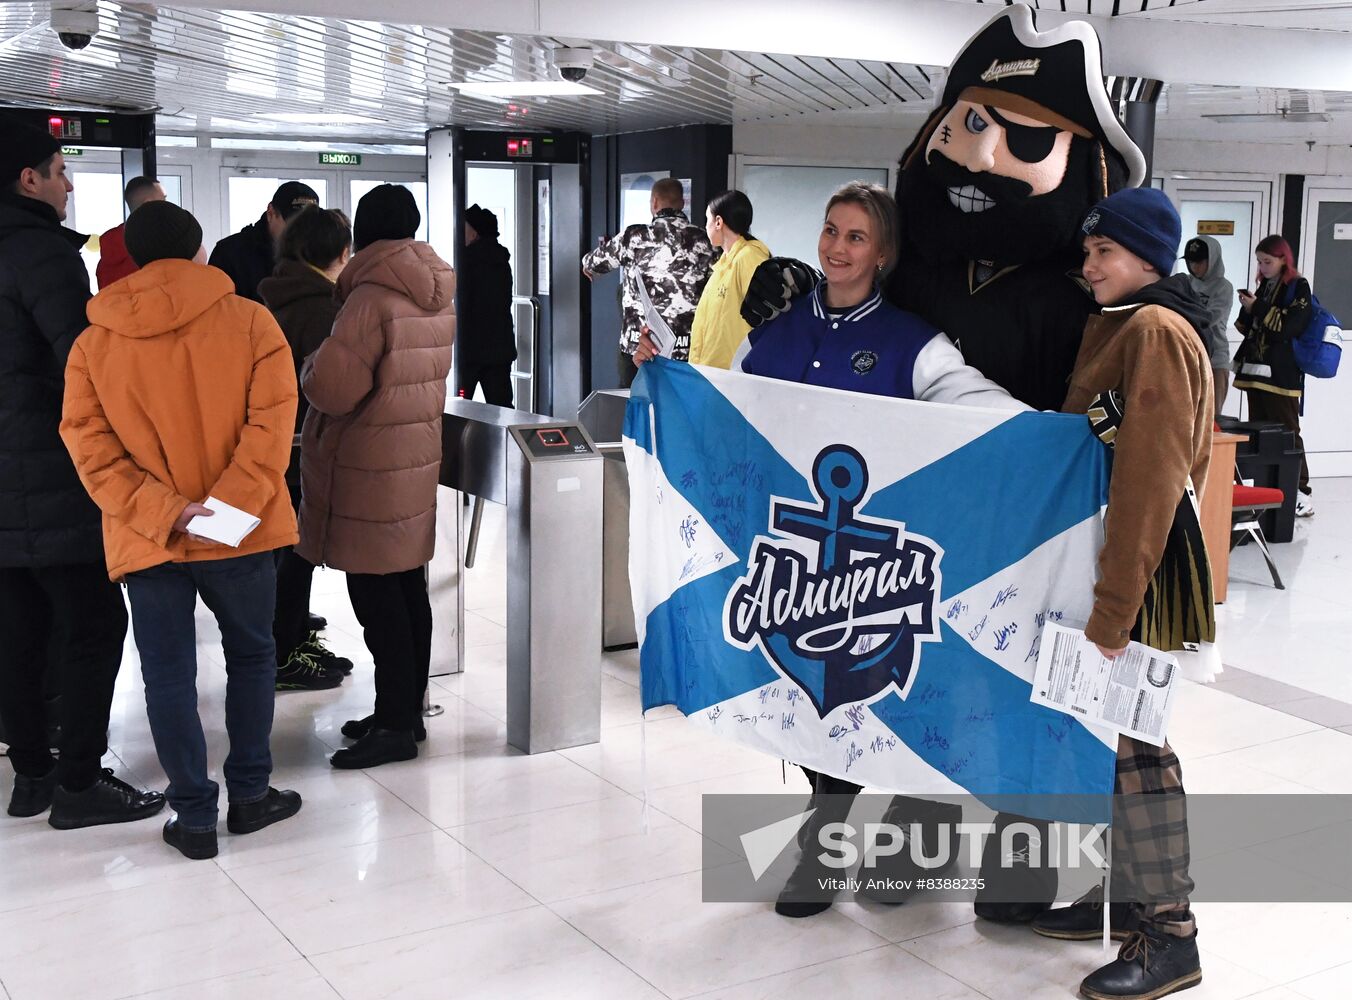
[912,333,1031,412]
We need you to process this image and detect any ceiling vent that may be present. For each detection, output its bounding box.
[1204,88,1330,124]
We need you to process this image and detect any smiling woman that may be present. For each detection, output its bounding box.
[735,181,1024,411]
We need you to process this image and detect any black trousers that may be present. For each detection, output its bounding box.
[1246,389,1311,494]
[345,567,432,732]
[459,363,514,408]
[271,471,315,663]
[272,548,315,663]
[799,765,862,796]
[0,562,128,788]
[617,349,638,390]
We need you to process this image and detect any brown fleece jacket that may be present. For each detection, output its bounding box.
[1062,301,1214,649]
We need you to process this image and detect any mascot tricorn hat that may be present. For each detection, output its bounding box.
[917,5,1146,188]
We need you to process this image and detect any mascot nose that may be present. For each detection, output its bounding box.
[959,127,1000,174]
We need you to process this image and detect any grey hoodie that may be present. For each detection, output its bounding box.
[1184,235,1235,367]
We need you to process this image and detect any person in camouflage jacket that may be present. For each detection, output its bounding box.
[583,178,714,385]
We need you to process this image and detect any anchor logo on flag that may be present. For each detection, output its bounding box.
[724,445,944,717]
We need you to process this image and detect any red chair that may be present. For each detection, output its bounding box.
[1232,484,1285,589]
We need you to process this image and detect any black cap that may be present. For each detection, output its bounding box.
[124,200,204,267]
[353,184,421,251]
[270,181,320,220]
[1183,238,1209,262]
[941,5,1146,187]
[465,203,499,239]
[0,116,62,188]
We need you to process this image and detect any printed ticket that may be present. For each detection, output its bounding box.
[1030,623,1179,747]
[636,275,676,357]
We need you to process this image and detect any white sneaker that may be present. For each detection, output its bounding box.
[1296,494,1315,517]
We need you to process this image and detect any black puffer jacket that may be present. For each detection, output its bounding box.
[208,215,274,303]
[0,193,105,567]
[456,238,516,366]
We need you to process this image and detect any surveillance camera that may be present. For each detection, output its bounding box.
[551,48,594,84]
[51,5,98,50]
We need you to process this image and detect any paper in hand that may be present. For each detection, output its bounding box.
[1030,623,1179,747]
[635,276,676,357]
[186,496,261,548]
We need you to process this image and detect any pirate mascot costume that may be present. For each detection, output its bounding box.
[745,5,1196,988]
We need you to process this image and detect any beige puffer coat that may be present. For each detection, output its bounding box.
[296,239,454,574]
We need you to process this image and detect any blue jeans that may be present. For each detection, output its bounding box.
[125,552,277,829]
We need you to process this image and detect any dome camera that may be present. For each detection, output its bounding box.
[51,5,99,50]
[551,47,594,83]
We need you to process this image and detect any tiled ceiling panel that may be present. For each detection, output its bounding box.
[0,2,941,140]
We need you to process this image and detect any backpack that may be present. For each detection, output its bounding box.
[1288,285,1343,378]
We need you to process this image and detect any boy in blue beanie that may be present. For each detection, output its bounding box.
[1034,186,1213,1000]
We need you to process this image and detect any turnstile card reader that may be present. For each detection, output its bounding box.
[506,423,604,753]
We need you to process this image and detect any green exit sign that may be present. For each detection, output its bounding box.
[319,152,362,166]
[60,147,83,156]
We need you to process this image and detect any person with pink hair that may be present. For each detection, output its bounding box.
[1233,234,1315,516]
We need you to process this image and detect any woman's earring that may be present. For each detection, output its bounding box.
[877,261,885,272]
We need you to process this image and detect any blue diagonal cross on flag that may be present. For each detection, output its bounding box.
[624,359,1119,819]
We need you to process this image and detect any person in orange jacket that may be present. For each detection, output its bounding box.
[94,176,165,289]
[60,200,303,861]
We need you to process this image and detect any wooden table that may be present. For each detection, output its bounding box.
[1201,432,1247,603]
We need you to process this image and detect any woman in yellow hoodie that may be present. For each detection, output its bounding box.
[687,190,771,369]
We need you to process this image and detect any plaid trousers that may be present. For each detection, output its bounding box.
[1113,736,1195,933]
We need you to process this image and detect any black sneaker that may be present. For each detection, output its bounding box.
[7,767,58,817]
[48,769,165,830]
[308,612,328,631]
[297,632,353,675]
[1080,922,1202,1000]
[330,728,418,769]
[163,818,218,860]
[275,650,343,691]
[226,787,302,834]
[1034,884,1136,942]
[341,713,426,743]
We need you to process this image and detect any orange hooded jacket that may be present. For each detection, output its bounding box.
[60,259,298,580]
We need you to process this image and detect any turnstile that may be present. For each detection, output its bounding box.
[432,398,604,753]
[578,389,636,650]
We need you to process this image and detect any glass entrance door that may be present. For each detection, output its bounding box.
[462,164,537,412]
[65,165,123,293]
[222,172,331,237]
[1164,178,1273,419]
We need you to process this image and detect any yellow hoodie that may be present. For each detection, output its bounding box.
[688,236,771,369]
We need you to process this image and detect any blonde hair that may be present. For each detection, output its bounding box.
[825,182,898,276]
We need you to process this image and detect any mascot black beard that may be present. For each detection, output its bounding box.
[746,6,1147,924]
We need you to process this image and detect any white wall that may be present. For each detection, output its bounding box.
[1155,139,1352,178]
[733,120,921,165]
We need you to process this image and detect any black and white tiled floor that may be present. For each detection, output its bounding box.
[1,481,1350,1000]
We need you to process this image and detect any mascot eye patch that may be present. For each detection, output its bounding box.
[983,106,1060,164]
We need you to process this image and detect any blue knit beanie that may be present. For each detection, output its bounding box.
[1081,188,1182,277]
